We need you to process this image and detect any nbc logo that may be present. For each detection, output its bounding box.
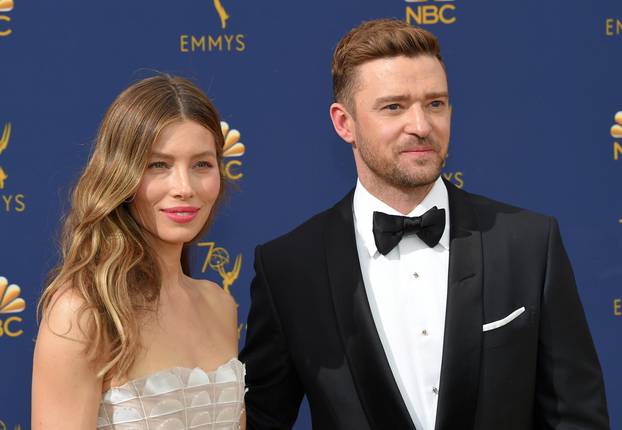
[221,121,245,180]
[405,0,456,26]
[0,0,14,37]
[0,276,25,337]
[612,111,622,161]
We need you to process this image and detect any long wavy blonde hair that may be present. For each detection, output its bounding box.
[38,75,225,379]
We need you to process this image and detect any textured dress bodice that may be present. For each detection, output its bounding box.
[97,358,245,430]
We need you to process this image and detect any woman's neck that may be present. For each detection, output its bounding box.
[148,237,187,290]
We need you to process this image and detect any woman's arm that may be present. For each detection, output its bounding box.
[231,294,246,430]
[32,289,102,430]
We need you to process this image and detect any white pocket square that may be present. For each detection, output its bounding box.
[482,307,526,332]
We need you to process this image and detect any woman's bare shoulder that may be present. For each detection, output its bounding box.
[188,278,238,333]
[32,285,103,429]
[189,278,236,308]
[40,285,93,343]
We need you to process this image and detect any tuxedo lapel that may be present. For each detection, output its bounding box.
[434,181,483,430]
[324,191,416,430]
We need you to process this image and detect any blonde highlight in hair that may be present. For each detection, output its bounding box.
[332,19,444,111]
[38,75,225,379]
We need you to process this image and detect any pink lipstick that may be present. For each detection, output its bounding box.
[161,206,199,224]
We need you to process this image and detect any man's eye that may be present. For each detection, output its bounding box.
[147,161,168,169]
[384,103,401,111]
[430,100,445,108]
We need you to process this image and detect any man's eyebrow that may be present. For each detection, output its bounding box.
[373,94,411,106]
[373,92,450,107]
[426,91,449,100]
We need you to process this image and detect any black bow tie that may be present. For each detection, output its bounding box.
[372,206,446,255]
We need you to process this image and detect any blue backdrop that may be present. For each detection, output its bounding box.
[1,1,620,428]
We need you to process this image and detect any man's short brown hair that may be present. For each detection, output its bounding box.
[332,19,444,110]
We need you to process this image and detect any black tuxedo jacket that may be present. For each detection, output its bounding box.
[240,182,609,429]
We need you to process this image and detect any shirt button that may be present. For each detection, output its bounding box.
[421,329,428,336]
[432,387,439,395]
[413,272,419,279]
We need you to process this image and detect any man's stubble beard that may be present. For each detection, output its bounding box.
[355,134,446,191]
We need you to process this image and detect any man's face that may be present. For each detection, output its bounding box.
[348,55,451,190]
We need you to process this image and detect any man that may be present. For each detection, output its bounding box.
[239,19,609,430]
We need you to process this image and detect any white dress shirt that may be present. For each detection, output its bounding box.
[352,176,450,430]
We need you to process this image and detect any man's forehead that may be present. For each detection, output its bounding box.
[357,55,445,79]
[352,55,448,98]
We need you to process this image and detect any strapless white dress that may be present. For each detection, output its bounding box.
[97,358,245,430]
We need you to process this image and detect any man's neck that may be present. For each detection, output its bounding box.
[358,176,436,215]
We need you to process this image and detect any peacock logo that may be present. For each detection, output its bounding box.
[221,121,245,181]
[611,112,622,139]
[0,0,13,12]
[612,112,622,161]
[0,276,24,314]
[0,0,14,37]
[0,276,25,338]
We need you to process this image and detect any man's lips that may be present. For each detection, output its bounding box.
[400,146,435,153]
[161,207,200,223]
[399,147,436,156]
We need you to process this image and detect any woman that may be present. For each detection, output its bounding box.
[32,75,245,429]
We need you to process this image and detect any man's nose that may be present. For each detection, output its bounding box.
[170,167,194,199]
[404,105,432,138]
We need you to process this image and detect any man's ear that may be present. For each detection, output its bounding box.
[329,102,355,144]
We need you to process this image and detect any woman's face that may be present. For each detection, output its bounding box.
[129,120,221,246]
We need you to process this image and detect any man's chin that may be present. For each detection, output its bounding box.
[389,167,442,189]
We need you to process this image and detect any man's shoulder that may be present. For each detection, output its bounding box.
[460,186,548,217]
[454,184,555,236]
[258,191,353,256]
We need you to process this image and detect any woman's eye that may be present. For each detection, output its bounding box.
[195,161,213,169]
[147,161,168,169]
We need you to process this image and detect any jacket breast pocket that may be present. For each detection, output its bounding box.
[482,306,535,350]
